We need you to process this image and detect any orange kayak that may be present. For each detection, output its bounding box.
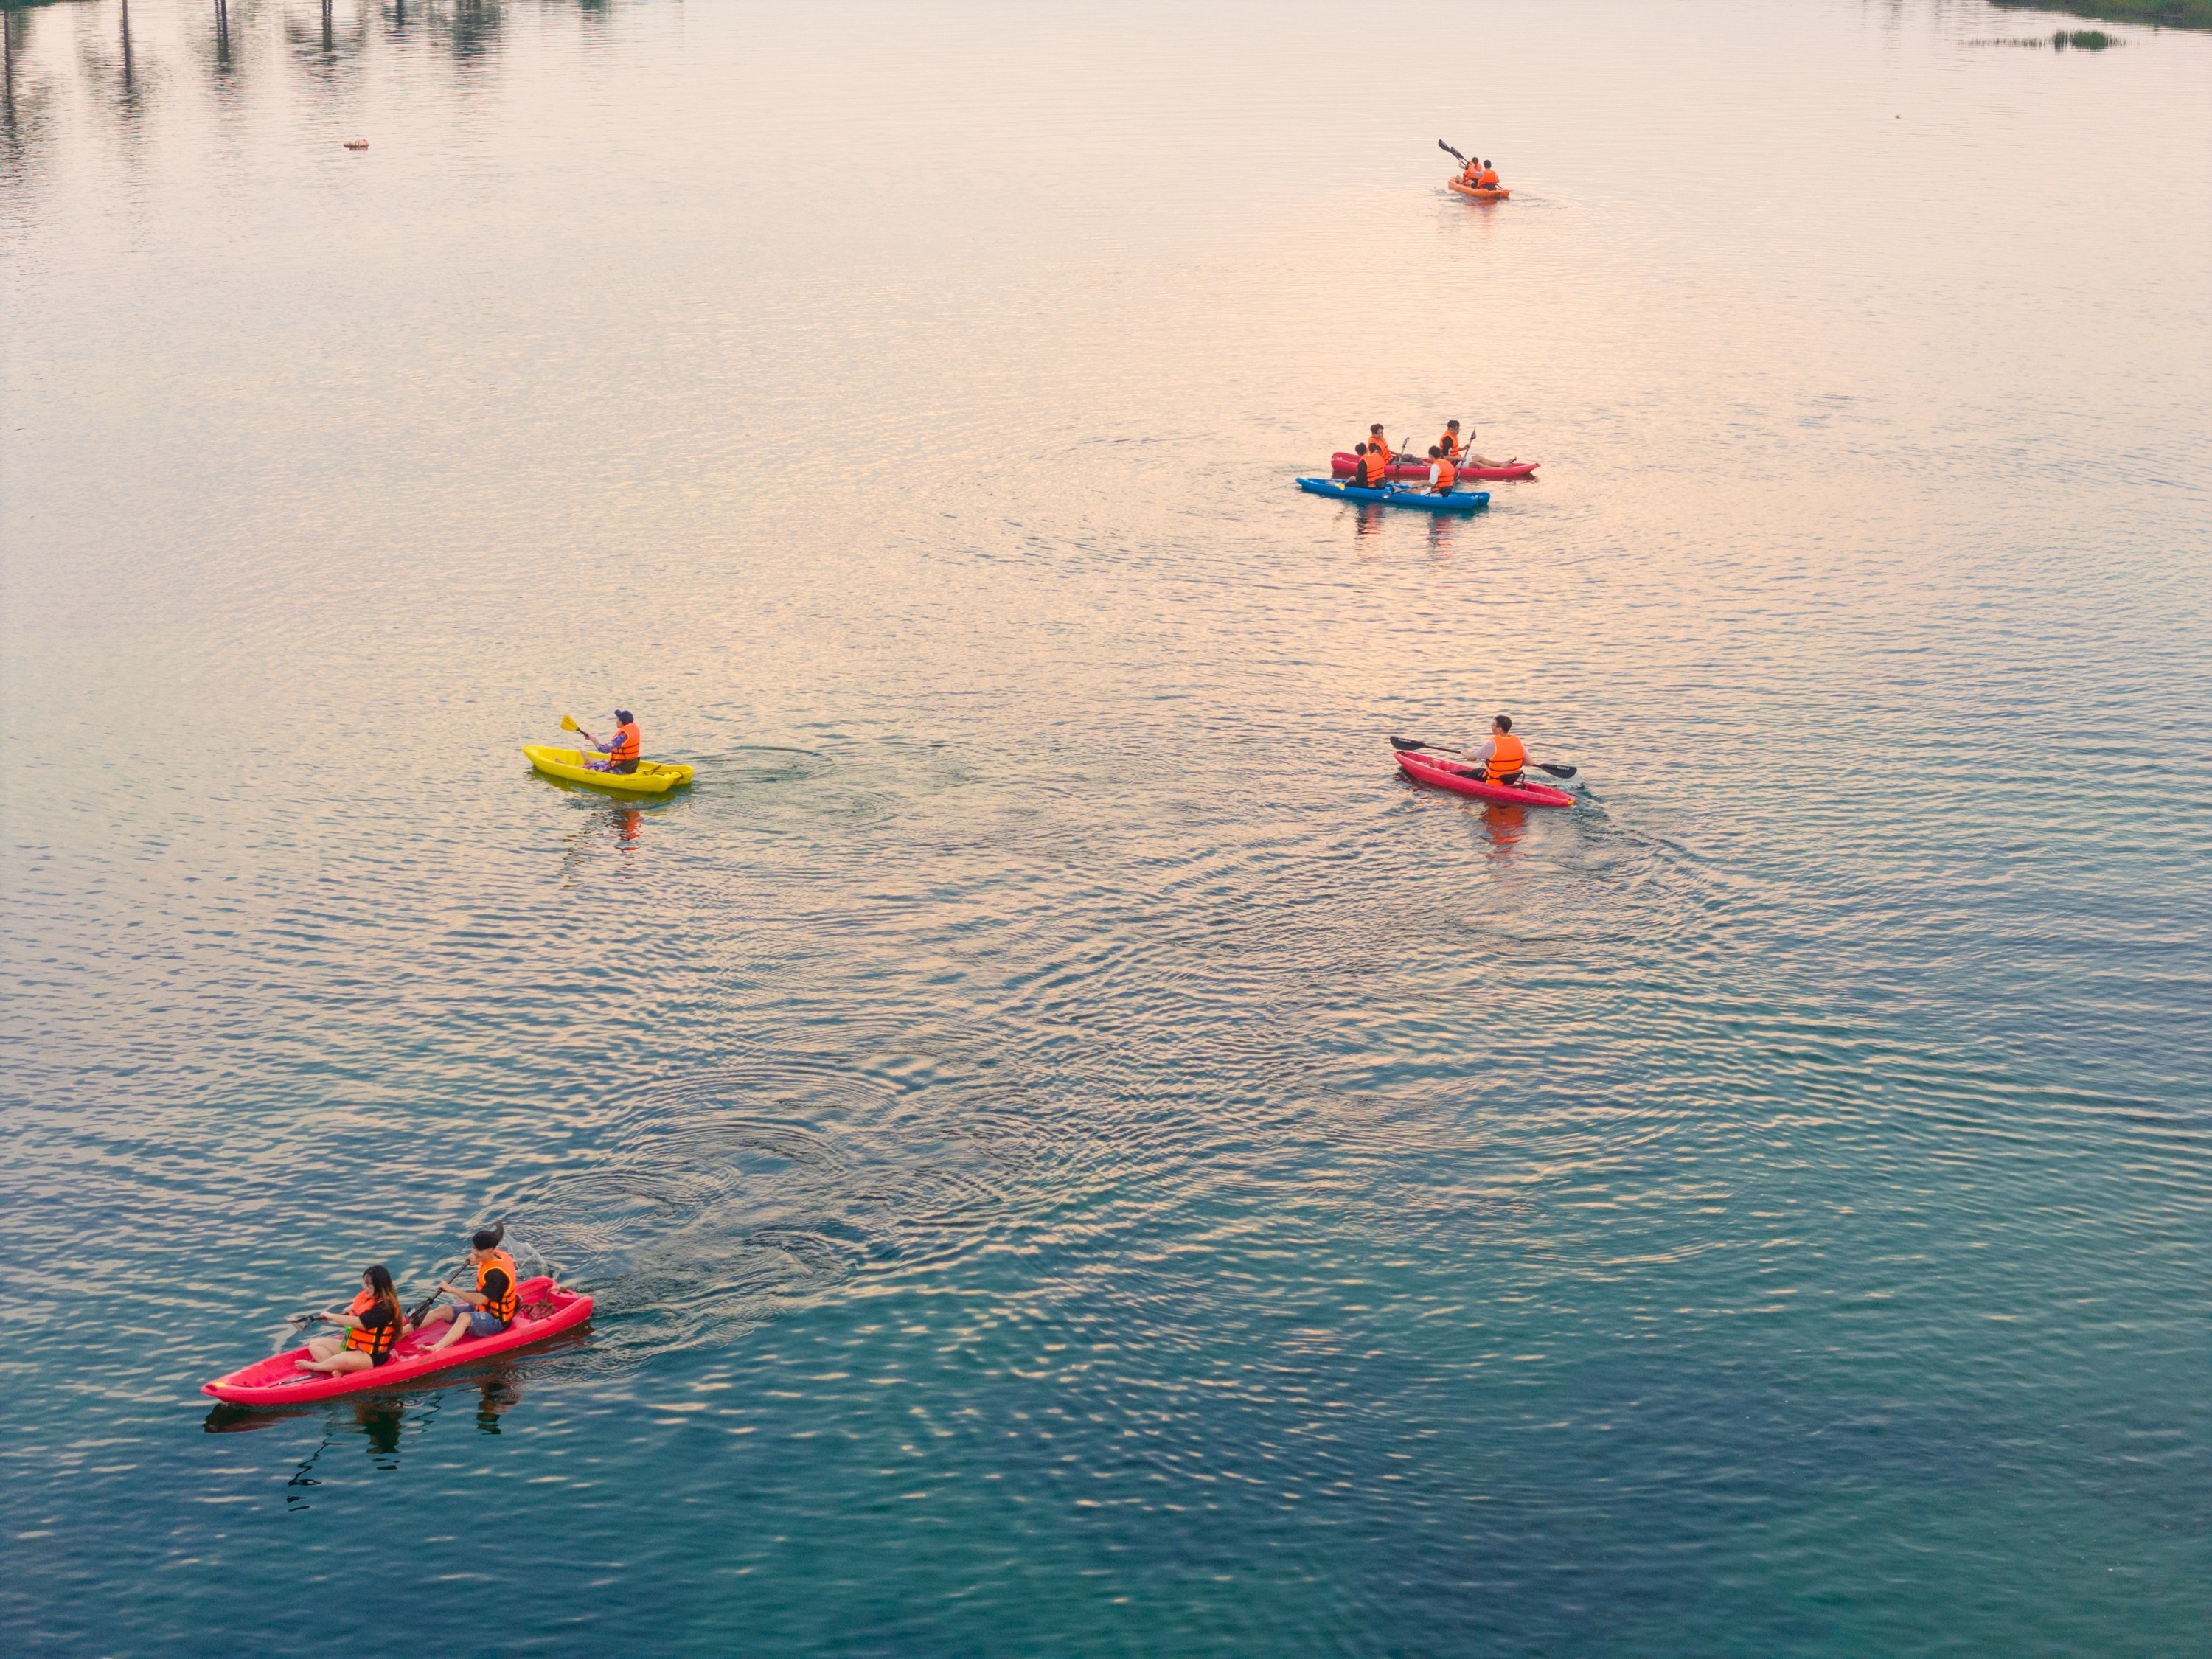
[1448,178,1510,201]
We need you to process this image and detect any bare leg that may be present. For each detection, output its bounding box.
[296,1349,374,1375]
[304,1335,345,1361]
[428,1311,477,1353]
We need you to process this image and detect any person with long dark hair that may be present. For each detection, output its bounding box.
[297,1265,408,1375]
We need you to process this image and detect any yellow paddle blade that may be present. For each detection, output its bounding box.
[560,714,580,732]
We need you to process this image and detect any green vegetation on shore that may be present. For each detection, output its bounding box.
[1992,0,2212,28]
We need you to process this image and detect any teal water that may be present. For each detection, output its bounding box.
[3,0,2208,1652]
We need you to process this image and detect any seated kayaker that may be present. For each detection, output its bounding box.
[1426,446,1459,495]
[1366,424,1397,467]
[417,1230,521,1354]
[1457,157,1481,187]
[1478,161,1500,189]
[296,1265,407,1375]
[585,709,641,775]
[1464,714,1528,786]
[1352,444,1391,490]
[1439,420,1463,459]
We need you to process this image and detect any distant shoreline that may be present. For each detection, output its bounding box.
[1992,0,2212,29]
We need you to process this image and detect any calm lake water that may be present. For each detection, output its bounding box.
[3,0,2208,1652]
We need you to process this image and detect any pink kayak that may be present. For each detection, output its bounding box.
[1332,451,1539,482]
[1395,746,1575,807]
[201,1277,593,1405]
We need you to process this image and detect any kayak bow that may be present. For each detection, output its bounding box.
[1298,479,1490,514]
[202,1277,593,1405]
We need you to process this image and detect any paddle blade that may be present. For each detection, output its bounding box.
[1534,762,1579,779]
[560,714,580,732]
[1388,737,1431,752]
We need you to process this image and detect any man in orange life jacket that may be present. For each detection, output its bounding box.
[1465,714,1529,786]
[418,1228,521,1354]
[1478,159,1501,190]
[1352,444,1392,490]
[586,709,641,775]
[1425,446,1459,495]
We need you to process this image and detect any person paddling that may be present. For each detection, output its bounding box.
[1439,420,1464,460]
[296,1265,407,1376]
[1425,445,1459,495]
[1466,714,1529,786]
[1457,155,1482,188]
[577,709,641,775]
[417,1229,521,1354]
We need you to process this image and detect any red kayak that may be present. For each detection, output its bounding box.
[201,1277,593,1405]
[1395,746,1575,807]
[1332,451,1539,482]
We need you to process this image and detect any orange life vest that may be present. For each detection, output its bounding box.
[1432,456,1458,493]
[1358,450,1389,487]
[1439,431,1461,459]
[1478,169,1499,189]
[609,721,641,766]
[476,1251,519,1324]
[1486,733,1528,781]
[345,1299,402,1362]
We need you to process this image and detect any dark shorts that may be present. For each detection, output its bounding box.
[466,1310,510,1338]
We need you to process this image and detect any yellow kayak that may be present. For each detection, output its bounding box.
[521,745,695,794]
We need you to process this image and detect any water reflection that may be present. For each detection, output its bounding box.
[554,792,651,882]
[0,0,549,192]
[1478,801,1528,858]
[198,1366,520,1503]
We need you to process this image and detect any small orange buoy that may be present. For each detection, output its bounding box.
[343,139,369,150]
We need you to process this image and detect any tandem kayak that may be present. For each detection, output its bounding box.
[1298,479,1490,513]
[524,745,695,793]
[202,1277,593,1405]
[1448,179,1510,201]
[1395,746,1575,807]
[1331,452,1539,483]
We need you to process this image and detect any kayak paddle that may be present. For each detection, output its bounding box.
[560,713,601,747]
[1439,139,1468,164]
[1390,735,1578,779]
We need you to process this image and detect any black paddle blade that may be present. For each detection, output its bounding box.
[1534,762,1579,779]
[1437,139,1465,161]
[1388,736,1430,751]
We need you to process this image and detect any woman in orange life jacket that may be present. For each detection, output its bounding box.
[1425,446,1460,495]
[417,1228,523,1354]
[1458,156,1481,188]
[585,709,641,775]
[297,1265,407,1375]
[1351,444,1391,490]
[1464,714,1530,787]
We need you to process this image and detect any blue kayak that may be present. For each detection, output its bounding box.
[1296,479,1491,513]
